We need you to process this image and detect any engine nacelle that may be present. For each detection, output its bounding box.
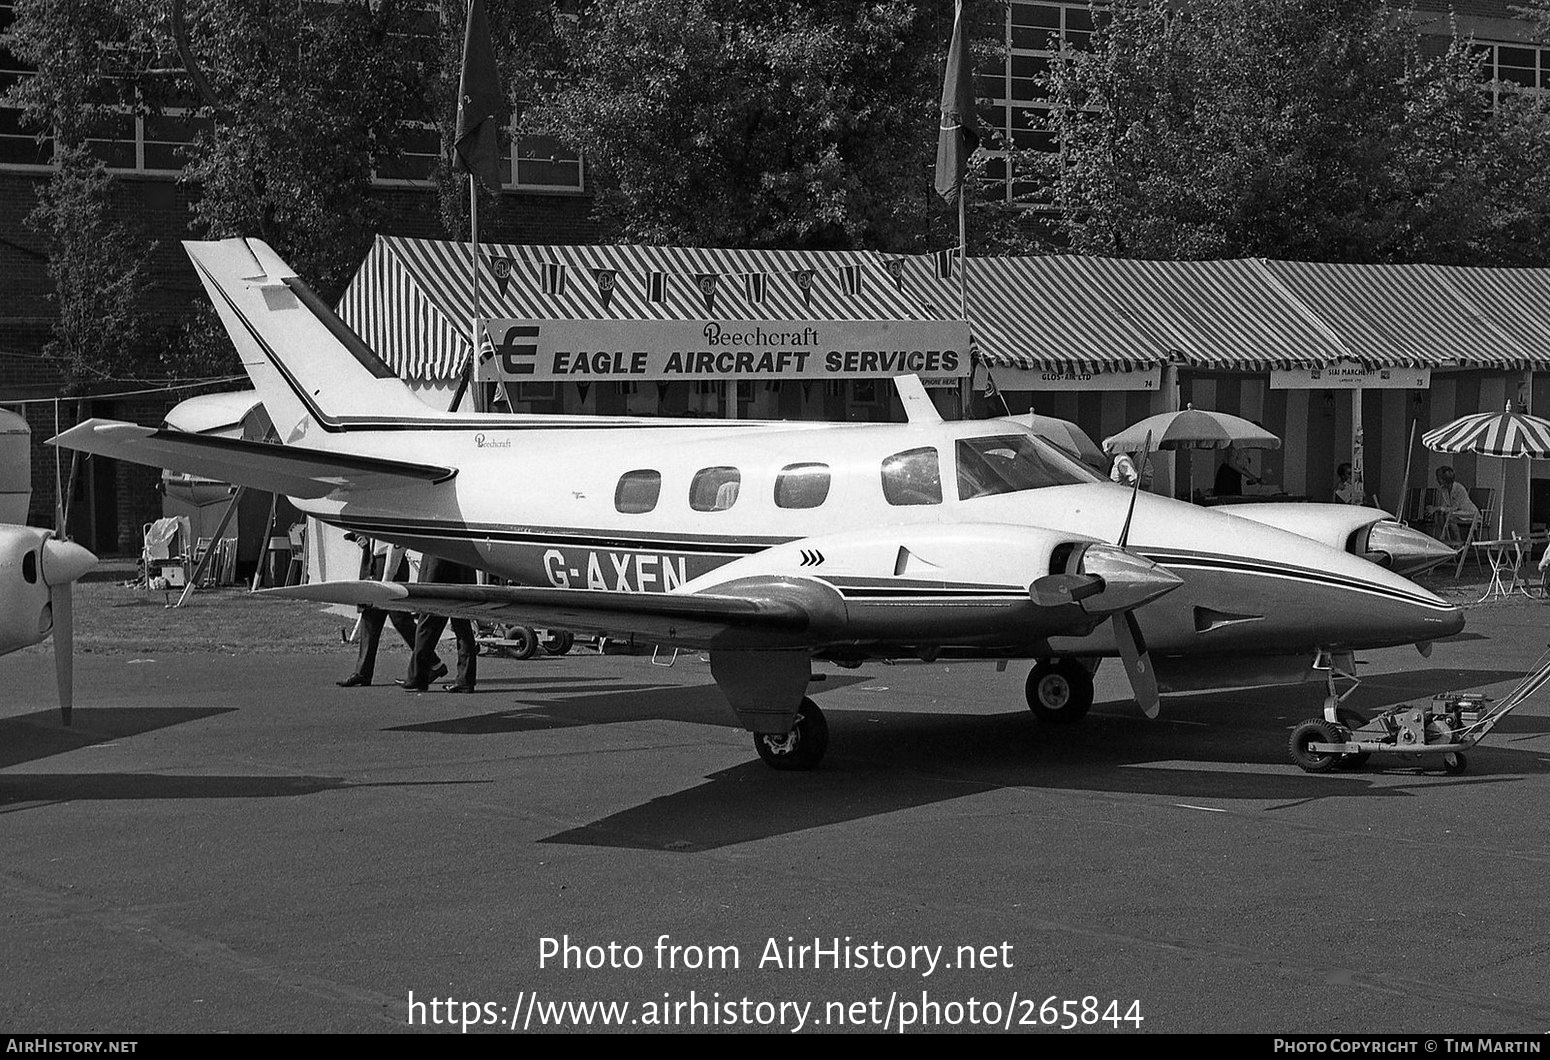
[0,524,56,655]
[1220,503,1455,576]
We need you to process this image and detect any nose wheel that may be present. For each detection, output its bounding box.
[753,697,829,771]
[1025,659,1094,724]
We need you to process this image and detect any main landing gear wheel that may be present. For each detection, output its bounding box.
[1441,751,1468,776]
[1289,718,1342,773]
[754,697,829,771]
[1025,659,1094,724]
[539,630,574,656]
[1334,707,1371,769]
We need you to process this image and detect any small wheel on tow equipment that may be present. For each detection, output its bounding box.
[753,697,829,771]
[1289,718,1344,773]
[1333,706,1371,769]
[503,625,538,660]
[1441,751,1468,776]
[1025,659,1094,724]
[539,630,574,656]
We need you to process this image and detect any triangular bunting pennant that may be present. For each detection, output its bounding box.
[884,258,905,291]
[693,273,718,313]
[592,267,617,311]
[792,268,815,309]
[491,256,519,297]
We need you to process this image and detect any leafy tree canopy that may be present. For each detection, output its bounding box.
[1036,0,1550,264]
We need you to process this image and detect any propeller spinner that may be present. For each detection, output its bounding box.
[0,526,96,725]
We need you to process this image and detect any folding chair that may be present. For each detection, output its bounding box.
[284,522,307,585]
[1450,512,1483,578]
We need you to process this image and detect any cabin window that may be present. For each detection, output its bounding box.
[690,466,742,511]
[615,469,662,514]
[774,463,831,509]
[956,434,1099,499]
[881,447,942,506]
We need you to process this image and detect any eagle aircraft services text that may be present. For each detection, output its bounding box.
[537,935,1013,977]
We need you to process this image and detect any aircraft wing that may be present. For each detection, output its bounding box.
[50,419,456,498]
[269,578,815,649]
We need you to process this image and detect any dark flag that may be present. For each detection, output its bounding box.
[593,267,618,311]
[884,258,905,292]
[744,272,768,304]
[647,270,666,303]
[453,0,507,190]
[839,264,861,296]
[936,248,954,280]
[693,273,719,313]
[541,261,566,296]
[933,0,982,206]
[792,268,815,308]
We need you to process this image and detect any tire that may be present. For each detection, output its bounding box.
[1334,707,1371,769]
[505,625,538,661]
[539,630,574,656]
[1289,718,1344,773]
[1442,751,1468,776]
[1025,659,1094,724]
[753,698,829,771]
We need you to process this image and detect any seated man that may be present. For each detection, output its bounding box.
[1427,466,1480,542]
[1334,462,1363,505]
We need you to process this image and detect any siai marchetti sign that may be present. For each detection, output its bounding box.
[479,318,971,382]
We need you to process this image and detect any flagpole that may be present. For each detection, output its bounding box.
[469,173,483,413]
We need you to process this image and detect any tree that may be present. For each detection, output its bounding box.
[524,0,964,251]
[1035,0,1550,264]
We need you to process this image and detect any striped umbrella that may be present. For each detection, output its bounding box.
[1422,403,1550,458]
[1104,405,1280,501]
[1422,402,1550,537]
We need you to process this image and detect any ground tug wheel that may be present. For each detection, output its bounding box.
[753,697,828,771]
[1025,659,1094,724]
[1289,718,1343,773]
[539,630,574,656]
[502,625,538,660]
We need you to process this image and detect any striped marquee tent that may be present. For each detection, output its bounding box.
[336,237,1550,384]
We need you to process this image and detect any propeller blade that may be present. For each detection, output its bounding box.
[1117,429,1152,549]
[39,536,95,727]
[53,581,73,726]
[1113,609,1160,719]
[1030,572,1104,607]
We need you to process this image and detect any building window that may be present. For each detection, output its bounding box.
[1472,40,1549,106]
[977,1,1094,205]
[0,0,50,167]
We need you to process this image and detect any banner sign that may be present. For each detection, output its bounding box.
[1271,362,1430,390]
[480,318,972,382]
[992,366,1162,392]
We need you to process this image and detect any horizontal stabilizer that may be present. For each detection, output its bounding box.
[49,419,456,498]
[269,579,812,649]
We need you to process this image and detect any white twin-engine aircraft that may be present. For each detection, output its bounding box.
[52,239,1464,770]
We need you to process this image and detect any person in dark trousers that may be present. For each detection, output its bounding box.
[337,537,438,687]
[400,555,478,693]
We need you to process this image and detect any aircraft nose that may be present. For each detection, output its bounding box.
[1077,543,1183,614]
[1363,521,1458,576]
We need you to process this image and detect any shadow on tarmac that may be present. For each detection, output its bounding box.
[511,665,1545,851]
[0,707,236,770]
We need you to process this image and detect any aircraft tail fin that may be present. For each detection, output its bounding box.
[183,239,440,441]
